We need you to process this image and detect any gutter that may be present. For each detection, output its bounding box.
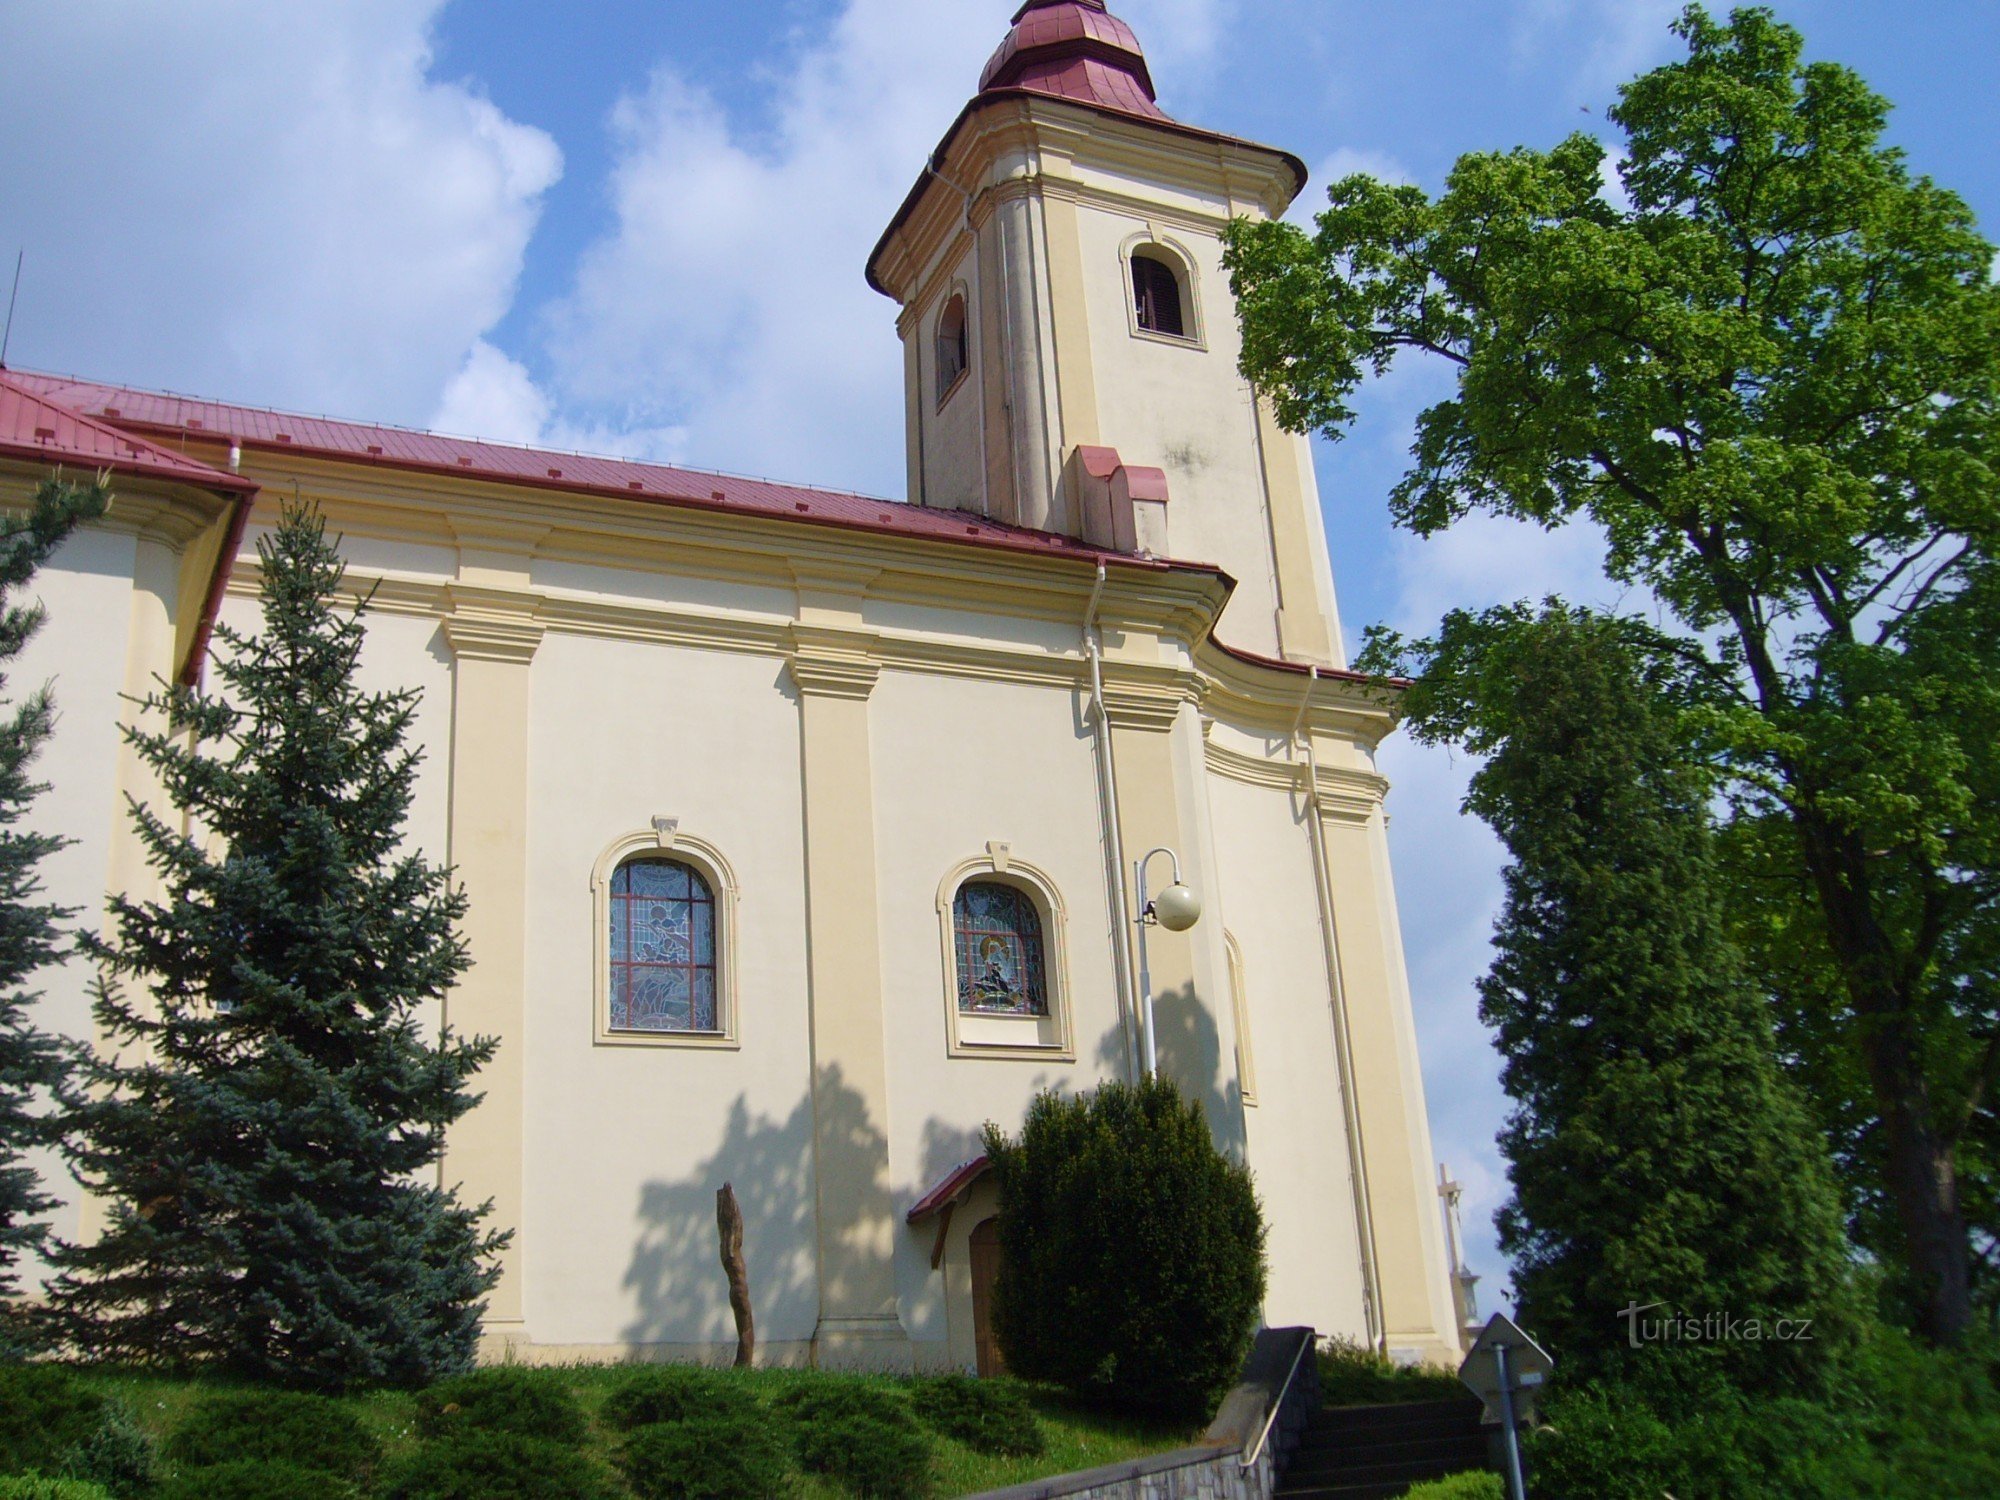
[1084,562,1142,1080]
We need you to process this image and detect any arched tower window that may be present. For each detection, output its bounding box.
[1131,252,1186,338]
[936,293,969,398]
[952,881,1048,1017]
[608,856,718,1033]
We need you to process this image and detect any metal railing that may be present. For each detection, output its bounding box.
[1240,1329,1316,1471]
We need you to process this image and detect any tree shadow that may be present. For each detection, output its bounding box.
[1088,985,1246,1158]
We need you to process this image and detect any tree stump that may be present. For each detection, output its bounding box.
[717,1182,754,1367]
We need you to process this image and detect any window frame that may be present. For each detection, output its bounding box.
[935,290,970,408]
[590,828,741,1050]
[1122,234,1205,349]
[935,852,1074,1060]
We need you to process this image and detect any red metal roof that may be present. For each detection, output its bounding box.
[0,370,254,495]
[907,1155,993,1223]
[980,1,1164,119]
[3,370,1164,570]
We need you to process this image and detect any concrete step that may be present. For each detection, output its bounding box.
[1286,1432,1489,1479]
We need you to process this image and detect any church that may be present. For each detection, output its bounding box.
[2,0,1463,1372]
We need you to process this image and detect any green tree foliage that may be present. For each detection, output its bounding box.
[45,501,503,1387]
[980,1075,1265,1422]
[1395,606,1854,1387]
[0,476,107,1354]
[1224,4,2000,1343]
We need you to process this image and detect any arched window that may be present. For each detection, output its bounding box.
[608,856,718,1033]
[1131,252,1186,338]
[952,881,1048,1016]
[936,294,969,397]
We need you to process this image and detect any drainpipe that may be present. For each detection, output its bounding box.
[1294,664,1386,1352]
[1085,563,1141,1080]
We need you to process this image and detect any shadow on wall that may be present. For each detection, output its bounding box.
[622,1088,819,1353]
[1089,985,1246,1158]
[622,1064,898,1354]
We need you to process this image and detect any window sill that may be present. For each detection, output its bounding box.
[595,1026,741,1051]
[1130,325,1205,351]
[950,1009,1071,1060]
[936,367,970,412]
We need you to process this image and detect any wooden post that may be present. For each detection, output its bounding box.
[717,1182,754,1368]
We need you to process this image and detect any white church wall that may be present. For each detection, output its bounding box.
[915,243,987,515]
[864,665,1123,1360]
[1203,756,1371,1342]
[520,628,819,1356]
[1072,200,1284,658]
[13,523,146,1268]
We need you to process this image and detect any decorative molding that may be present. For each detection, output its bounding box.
[441,583,545,664]
[588,829,742,1051]
[934,853,1075,1062]
[1312,766,1392,826]
[1099,679,1190,733]
[786,623,882,700]
[1203,735,1309,793]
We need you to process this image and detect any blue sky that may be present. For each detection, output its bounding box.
[3,0,1995,1314]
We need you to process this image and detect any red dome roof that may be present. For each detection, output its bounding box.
[978,0,1167,121]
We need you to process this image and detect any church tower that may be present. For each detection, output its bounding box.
[867,0,1344,666]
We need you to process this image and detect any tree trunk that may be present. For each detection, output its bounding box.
[716,1182,754,1367]
[1796,810,1972,1343]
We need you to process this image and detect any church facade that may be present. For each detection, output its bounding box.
[3,0,1463,1371]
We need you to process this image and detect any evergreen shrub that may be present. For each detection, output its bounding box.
[57,1401,157,1496]
[376,1431,621,1500]
[601,1365,757,1430]
[777,1384,931,1497]
[0,1480,111,1500]
[1401,1476,1502,1500]
[616,1414,792,1500]
[0,1365,104,1475]
[982,1075,1266,1421]
[414,1367,589,1446]
[164,1389,376,1479]
[1316,1338,1462,1407]
[154,1460,351,1500]
[909,1375,1043,1457]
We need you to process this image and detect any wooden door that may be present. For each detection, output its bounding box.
[969,1216,1006,1376]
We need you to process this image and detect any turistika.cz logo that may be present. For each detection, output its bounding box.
[1618,1302,1816,1348]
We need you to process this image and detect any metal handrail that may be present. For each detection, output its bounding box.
[1239,1330,1315,1470]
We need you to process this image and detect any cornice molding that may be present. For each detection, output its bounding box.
[786,622,882,700]
[442,582,545,665]
[1312,766,1391,826]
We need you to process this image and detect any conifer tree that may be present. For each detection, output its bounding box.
[1395,606,1854,1392]
[0,476,108,1357]
[48,500,504,1388]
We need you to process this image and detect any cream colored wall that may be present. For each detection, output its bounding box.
[914,245,986,515]
[1202,755,1369,1341]
[523,629,819,1355]
[9,520,145,1277]
[865,666,1126,1354]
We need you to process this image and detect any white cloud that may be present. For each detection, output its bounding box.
[1121,0,1236,99]
[0,0,559,425]
[1286,146,1415,226]
[530,0,1001,496]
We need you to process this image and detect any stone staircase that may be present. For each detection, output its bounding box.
[1275,1395,1493,1499]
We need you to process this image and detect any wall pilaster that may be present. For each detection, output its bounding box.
[787,566,909,1369]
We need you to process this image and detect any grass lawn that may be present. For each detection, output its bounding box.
[53,1362,1197,1498]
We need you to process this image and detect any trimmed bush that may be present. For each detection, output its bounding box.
[0,1366,105,1476]
[1403,1476,1502,1500]
[376,1432,621,1500]
[777,1384,931,1498]
[58,1400,157,1496]
[909,1375,1043,1457]
[155,1460,353,1500]
[1317,1338,1463,1408]
[413,1368,589,1447]
[601,1365,758,1431]
[0,1480,112,1500]
[982,1076,1266,1422]
[617,1414,792,1500]
[164,1389,377,1480]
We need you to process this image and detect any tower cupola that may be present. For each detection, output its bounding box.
[867,0,1345,665]
[978,1,1165,120]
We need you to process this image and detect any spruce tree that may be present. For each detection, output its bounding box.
[48,500,504,1388]
[1397,606,1854,1392]
[0,476,108,1357]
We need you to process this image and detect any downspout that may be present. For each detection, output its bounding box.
[1085,563,1141,1080]
[1294,664,1386,1352]
[179,486,254,690]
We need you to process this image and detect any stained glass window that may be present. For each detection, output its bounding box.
[609,858,718,1032]
[953,882,1048,1016]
